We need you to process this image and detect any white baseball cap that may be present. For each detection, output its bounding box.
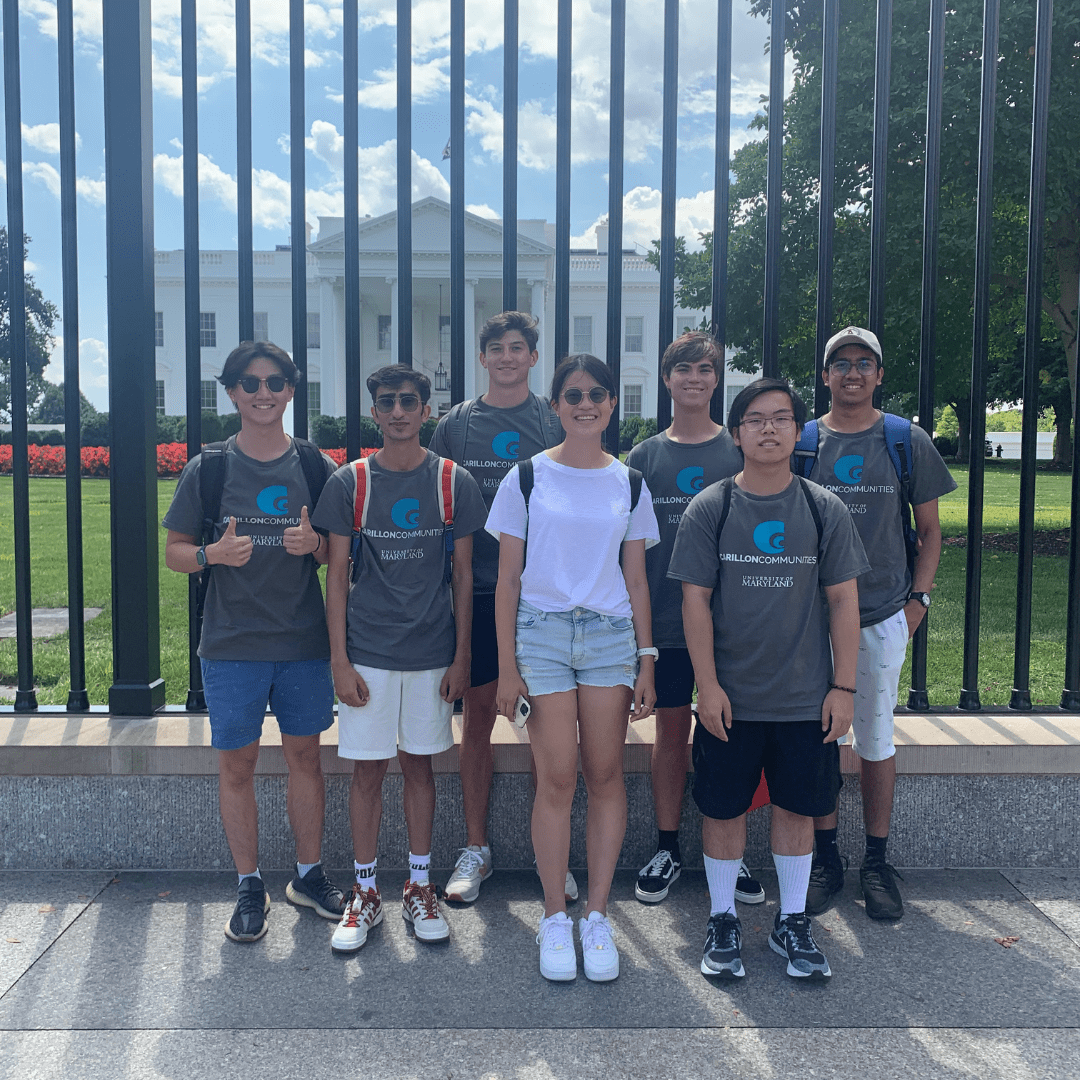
[823,326,882,366]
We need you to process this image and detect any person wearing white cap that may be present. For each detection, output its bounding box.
[794,327,956,921]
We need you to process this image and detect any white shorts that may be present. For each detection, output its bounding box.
[848,608,909,763]
[337,665,454,761]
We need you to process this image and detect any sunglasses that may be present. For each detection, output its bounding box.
[561,386,610,405]
[828,358,878,375]
[236,375,290,394]
[374,393,422,413]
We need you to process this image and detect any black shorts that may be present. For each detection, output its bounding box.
[469,592,500,688]
[692,718,840,821]
[654,647,696,709]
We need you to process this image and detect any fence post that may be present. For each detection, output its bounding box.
[103,0,165,715]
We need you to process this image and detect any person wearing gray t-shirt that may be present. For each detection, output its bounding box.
[668,378,868,982]
[162,341,345,945]
[800,327,957,924]
[624,332,754,906]
[429,311,564,906]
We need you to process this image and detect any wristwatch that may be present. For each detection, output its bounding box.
[636,647,659,660]
[195,546,208,568]
[907,591,931,608]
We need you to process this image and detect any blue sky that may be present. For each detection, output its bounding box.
[3,0,772,411]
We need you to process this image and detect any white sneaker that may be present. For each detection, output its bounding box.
[444,846,493,904]
[330,885,382,955]
[534,860,579,904]
[578,910,619,982]
[536,911,577,981]
[401,880,450,942]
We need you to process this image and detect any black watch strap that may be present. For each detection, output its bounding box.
[907,591,930,608]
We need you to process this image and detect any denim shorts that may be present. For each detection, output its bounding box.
[200,657,335,751]
[514,598,638,697]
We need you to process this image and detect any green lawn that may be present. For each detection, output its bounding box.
[0,465,1074,708]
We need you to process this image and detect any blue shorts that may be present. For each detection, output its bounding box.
[200,658,335,751]
[514,598,638,698]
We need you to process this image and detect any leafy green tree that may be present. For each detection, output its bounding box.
[29,381,100,427]
[0,227,58,423]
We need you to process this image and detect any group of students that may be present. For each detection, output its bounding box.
[162,310,955,984]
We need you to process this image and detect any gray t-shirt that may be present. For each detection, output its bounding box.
[668,477,870,723]
[161,436,336,662]
[808,416,957,627]
[311,450,487,671]
[430,393,563,593]
[626,428,742,648]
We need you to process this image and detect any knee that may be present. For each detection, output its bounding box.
[218,746,258,789]
[283,737,323,777]
[536,768,578,806]
[397,751,434,786]
[351,760,388,797]
[582,762,625,797]
[460,706,497,746]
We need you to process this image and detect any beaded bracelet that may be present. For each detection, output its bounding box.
[829,683,857,694]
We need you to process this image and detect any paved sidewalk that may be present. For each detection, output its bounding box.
[0,868,1077,1079]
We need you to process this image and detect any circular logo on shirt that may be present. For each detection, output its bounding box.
[753,520,785,554]
[255,485,289,515]
[676,466,705,495]
[391,498,421,529]
[834,455,864,484]
[491,430,521,461]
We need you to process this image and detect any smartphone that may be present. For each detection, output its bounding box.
[512,694,531,729]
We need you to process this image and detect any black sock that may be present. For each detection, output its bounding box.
[815,827,840,865]
[865,834,888,864]
[658,830,681,864]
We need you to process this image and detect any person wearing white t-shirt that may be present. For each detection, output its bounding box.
[487,353,660,983]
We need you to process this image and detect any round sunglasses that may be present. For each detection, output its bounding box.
[374,392,422,413]
[561,386,611,405]
[236,375,290,394]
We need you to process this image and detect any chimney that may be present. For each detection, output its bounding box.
[596,218,609,254]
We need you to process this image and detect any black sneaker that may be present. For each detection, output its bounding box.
[700,912,745,978]
[635,849,681,903]
[286,862,346,920]
[861,860,904,920]
[805,855,847,916]
[769,911,831,979]
[225,876,269,943]
[734,861,765,905]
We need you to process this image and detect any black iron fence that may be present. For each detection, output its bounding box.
[2,0,1078,715]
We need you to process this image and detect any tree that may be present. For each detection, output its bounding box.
[29,381,100,427]
[656,0,1080,462]
[0,227,58,423]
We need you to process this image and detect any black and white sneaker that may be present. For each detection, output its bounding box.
[700,912,745,978]
[635,849,681,903]
[769,911,831,979]
[734,861,765,905]
[225,877,269,943]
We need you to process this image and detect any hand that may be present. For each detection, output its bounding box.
[496,670,529,722]
[903,598,927,639]
[696,683,732,741]
[629,660,656,722]
[284,505,320,557]
[821,688,853,743]
[210,516,253,567]
[440,657,471,704]
[332,659,369,708]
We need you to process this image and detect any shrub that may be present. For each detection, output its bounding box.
[39,429,65,446]
[633,418,658,446]
[619,416,643,451]
[310,414,346,449]
[419,418,438,448]
[932,435,958,458]
[81,413,111,447]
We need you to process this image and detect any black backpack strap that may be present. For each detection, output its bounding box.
[293,437,329,513]
[627,466,643,513]
[195,441,228,641]
[518,457,535,568]
[713,477,734,588]
[535,393,562,448]
[447,398,478,461]
[796,476,825,556]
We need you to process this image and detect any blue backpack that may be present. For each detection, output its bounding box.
[792,413,917,574]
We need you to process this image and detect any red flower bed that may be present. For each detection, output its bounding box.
[0,442,375,478]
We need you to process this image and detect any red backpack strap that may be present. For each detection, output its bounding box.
[352,457,371,533]
[437,457,456,583]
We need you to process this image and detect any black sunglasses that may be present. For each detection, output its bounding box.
[237,375,290,394]
[561,386,610,405]
[374,393,422,413]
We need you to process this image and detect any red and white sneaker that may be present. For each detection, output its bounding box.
[331,885,382,954]
[402,880,449,942]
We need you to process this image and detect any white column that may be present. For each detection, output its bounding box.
[530,279,546,396]
[330,278,346,418]
[389,277,399,366]
[464,279,477,400]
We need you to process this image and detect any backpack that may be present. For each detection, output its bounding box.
[440,393,563,461]
[349,455,459,584]
[195,437,328,637]
[792,413,916,574]
[516,455,643,567]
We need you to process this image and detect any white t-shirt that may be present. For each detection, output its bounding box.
[486,452,660,617]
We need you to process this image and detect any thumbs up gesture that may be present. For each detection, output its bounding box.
[209,515,253,567]
[284,505,321,557]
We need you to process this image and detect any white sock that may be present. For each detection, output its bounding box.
[773,851,813,917]
[354,858,377,892]
[704,855,741,916]
[408,852,431,885]
[296,860,320,878]
[238,868,261,886]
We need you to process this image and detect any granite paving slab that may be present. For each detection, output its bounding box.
[0,1028,1078,1080]
[0,869,1076,1033]
[1002,869,1080,950]
[0,872,113,997]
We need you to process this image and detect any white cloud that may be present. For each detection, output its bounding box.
[466,203,499,220]
[22,159,106,206]
[22,123,82,155]
[572,185,719,251]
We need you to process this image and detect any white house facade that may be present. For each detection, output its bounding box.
[153,197,760,424]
